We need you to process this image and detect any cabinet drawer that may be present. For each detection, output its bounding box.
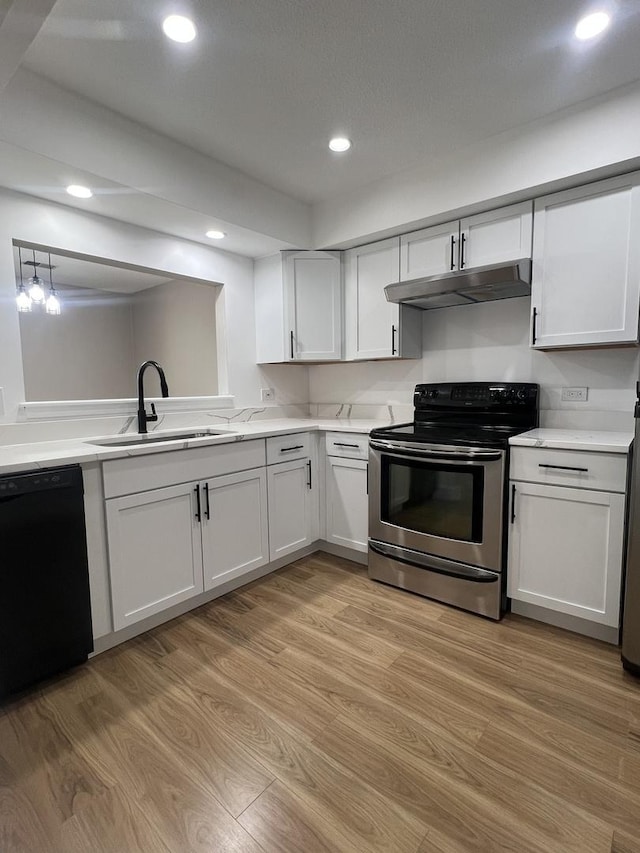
[103,439,266,498]
[266,432,311,465]
[510,447,627,493]
[325,432,369,459]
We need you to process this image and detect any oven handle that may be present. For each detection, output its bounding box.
[369,439,503,463]
[369,540,499,583]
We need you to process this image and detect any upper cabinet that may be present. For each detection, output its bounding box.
[400,201,533,281]
[255,250,342,363]
[531,173,640,349]
[345,237,422,360]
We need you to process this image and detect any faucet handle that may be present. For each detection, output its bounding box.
[148,402,158,422]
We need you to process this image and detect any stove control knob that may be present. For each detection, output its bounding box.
[517,389,527,399]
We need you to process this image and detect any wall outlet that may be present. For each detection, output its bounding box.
[561,386,588,402]
[261,388,275,402]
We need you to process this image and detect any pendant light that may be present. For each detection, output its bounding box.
[27,249,45,304]
[15,247,32,312]
[45,252,61,315]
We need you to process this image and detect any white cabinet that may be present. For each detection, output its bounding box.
[267,456,315,560]
[255,250,342,362]
[325,456,369,553]
[400,202,532,280]
[106,482,204,630]
[508,447,627,632]
[201,468,269,592]
[531,173,640,349]
[104,440,271,630]
[107,467,270,630]
[345,237,422,360]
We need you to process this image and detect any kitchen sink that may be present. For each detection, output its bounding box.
[87,429,231,448]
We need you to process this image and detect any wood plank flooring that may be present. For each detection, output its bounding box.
[2,552,640,852]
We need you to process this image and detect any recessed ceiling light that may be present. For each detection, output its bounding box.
[329,137,352,153]
[66,184,93,199]
[206,229,226,240]
[575,11,610,40]
[162,14,197,43]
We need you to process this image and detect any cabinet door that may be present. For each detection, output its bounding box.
[460,202,533,269]
[400,221,459,279]
[106,483,204,630]
[325,457,369,553]
[531,174,640,348]
[508,482,625,627]
[345,237,401,360]
[201,468,269,591]
[284,251,342,361]
[267,458,314,561]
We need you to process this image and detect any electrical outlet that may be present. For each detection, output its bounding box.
[561,386,588,402]
[261,388,275,402]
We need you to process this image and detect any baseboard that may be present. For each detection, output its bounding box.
[510,600,620,645]
[317,539,369,565]
[91,540,365,655]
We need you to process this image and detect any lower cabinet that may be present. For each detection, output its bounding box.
[106,467,269,630]
[325,455,369,553]
[267,457,315,560]
[507,481,625,628]
[106,482,204,631]
[201,468,269,592]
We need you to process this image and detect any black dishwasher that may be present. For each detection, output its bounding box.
[0,465,93,700]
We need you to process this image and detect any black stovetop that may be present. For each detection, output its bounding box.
[371,382,540,449]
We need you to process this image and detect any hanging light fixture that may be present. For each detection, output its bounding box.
[15,247,32,312]
[45,252,61,315]
[27,249,45,304]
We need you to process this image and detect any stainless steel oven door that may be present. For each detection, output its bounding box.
[369,439,505,572]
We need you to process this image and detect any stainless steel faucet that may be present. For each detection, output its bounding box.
[137,360,169,433]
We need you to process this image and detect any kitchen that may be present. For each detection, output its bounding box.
[2,2,640,851]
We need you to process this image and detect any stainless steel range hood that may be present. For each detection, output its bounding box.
[384,258,532,310]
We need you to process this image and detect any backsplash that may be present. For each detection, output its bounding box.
[309,403,413,423]
[309,298,638,434]
[0,404,311,447]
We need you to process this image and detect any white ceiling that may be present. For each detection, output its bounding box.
[13,244,176,292]
[19,0,640,206]
[0,140,294,258]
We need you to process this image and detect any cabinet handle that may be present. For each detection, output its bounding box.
[538,464,589,473]
[204,482,210,520]
[194,484,201,523]
[366,463,369,495]
[280,444,304,453]
[460,233,466,269]
[450,235,456,270]
[334,442,359,448]
[391,325,397,356]
[307,459,312,489]
[290,330,295,359]
[510,484,516,524]
[531,307,538,346]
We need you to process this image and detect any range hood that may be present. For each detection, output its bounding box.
[384,258,532,310]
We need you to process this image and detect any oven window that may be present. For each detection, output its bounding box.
[381,458,484,542]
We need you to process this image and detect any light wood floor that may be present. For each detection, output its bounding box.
[2,553,640,853]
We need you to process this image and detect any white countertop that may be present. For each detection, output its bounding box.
[509,428,633,454]
[0,418,390,476]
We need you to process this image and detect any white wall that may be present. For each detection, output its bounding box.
[19,293,135,401]
[309,298,639,429]
[0,188,309,424]
[313,81,640,248]
[132,279,219,398]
